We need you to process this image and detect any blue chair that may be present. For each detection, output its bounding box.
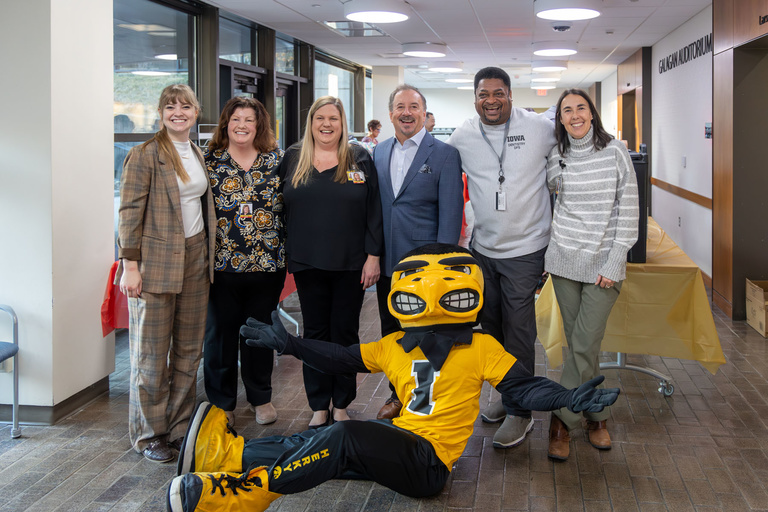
[0,305,20,438]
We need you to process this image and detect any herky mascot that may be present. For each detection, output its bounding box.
[167,244,619,511]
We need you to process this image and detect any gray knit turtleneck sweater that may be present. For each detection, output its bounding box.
[544,127,639,283]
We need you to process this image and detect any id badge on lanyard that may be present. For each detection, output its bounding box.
[479,118,510,212]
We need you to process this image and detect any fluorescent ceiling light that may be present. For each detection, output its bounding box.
[531,84,556,90]
[457,86,474,90]
[446,78,473,83]
[533,41,577,57]
[117,23,174,32]
[535,0,601,21]
[402,42,447,58]
[344,0,409,23]
[429,61,463,73]
[155,54,177,60]
[131,70,172,76]
[531,60,568,72]
[531,75,561,83]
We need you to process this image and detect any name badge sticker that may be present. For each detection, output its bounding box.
[348,170,366,184]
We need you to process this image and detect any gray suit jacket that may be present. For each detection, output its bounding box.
[373,131,464,276]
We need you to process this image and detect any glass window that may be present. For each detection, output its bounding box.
[365,74,372,125]
[219,17,254,65]
[275,37,296,75]
[314,60,354,130]
[113,0,196,250]
[113,0,195,134]
[275,94,286,150]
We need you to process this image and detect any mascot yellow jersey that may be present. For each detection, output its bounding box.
[360,331,516,469]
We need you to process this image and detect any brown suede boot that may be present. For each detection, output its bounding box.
[548,415,570,461]
[586,420,611,450]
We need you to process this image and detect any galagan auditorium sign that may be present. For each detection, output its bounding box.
[658,33,713,74]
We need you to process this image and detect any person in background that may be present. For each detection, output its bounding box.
[542,104,557,123]
[545,89,638,461]
[372,85,464,420]
[203,97,285,426]
[362,119,382,145]
[448,66,556,449]
[279,96,383,428]
[117,84,215,463]
[425,111,436,132]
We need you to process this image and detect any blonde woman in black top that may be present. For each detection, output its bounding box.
[279,96,383,428]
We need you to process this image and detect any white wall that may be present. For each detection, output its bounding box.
[600,71,619,138]
[651,5,713,275]
[0,1,54,405]
[421,87,567,130]
[371,66,404,142]
[0,0,115,407]
[369,77,568,136]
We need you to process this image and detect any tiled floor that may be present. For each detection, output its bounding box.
[2,290,768,511]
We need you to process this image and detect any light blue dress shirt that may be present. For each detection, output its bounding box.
[389,127,427,195]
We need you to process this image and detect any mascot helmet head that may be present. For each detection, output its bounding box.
[388,243,484,329]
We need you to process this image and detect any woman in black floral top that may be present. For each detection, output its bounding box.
[204,97,285,426]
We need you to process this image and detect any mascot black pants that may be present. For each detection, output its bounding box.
[241,419,450,498]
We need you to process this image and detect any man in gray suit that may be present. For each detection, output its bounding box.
[372,84,464,419]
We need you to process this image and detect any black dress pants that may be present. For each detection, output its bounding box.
[203,269,286,411]
[472,247,545,417]
[293,268,364,411]
[241,420,450,498]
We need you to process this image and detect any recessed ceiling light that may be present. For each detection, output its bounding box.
[535,0,601,21]
[344,0,409,23]
[403,42,447,58]
[531,60,568,72]
[429,61,463,73]
[446,78,473,83]
[531,84,557,90]
[531,75,561,82]
[533,41,577,57]
[457,86,474,90]
[155,54,177,60]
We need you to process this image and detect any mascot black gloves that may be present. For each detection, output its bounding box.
[569,376,619,412]
[241,311,290,354]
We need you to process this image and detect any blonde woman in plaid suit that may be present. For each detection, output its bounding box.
[117,84,216,463]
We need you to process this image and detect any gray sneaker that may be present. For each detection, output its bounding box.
[492,415,534,448]
[480,400,506,423]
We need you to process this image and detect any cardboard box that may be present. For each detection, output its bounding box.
[746,279,768,337]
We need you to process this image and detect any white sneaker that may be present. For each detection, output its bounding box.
[492,416,534,448]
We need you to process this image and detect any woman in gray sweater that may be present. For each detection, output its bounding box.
[545,89,639,461]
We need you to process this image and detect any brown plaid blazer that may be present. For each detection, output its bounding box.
[116,140,215,294]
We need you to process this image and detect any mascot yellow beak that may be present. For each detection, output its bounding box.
[388,251,484,328]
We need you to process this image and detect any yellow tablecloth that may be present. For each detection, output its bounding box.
[536,218,726,375]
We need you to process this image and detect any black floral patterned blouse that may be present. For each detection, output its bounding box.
[205,148,285,273]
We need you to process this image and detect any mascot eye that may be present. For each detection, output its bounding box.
[447,265,471,275]
[399,268,424,279]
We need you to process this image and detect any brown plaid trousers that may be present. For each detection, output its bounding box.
[118,141,215,452]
